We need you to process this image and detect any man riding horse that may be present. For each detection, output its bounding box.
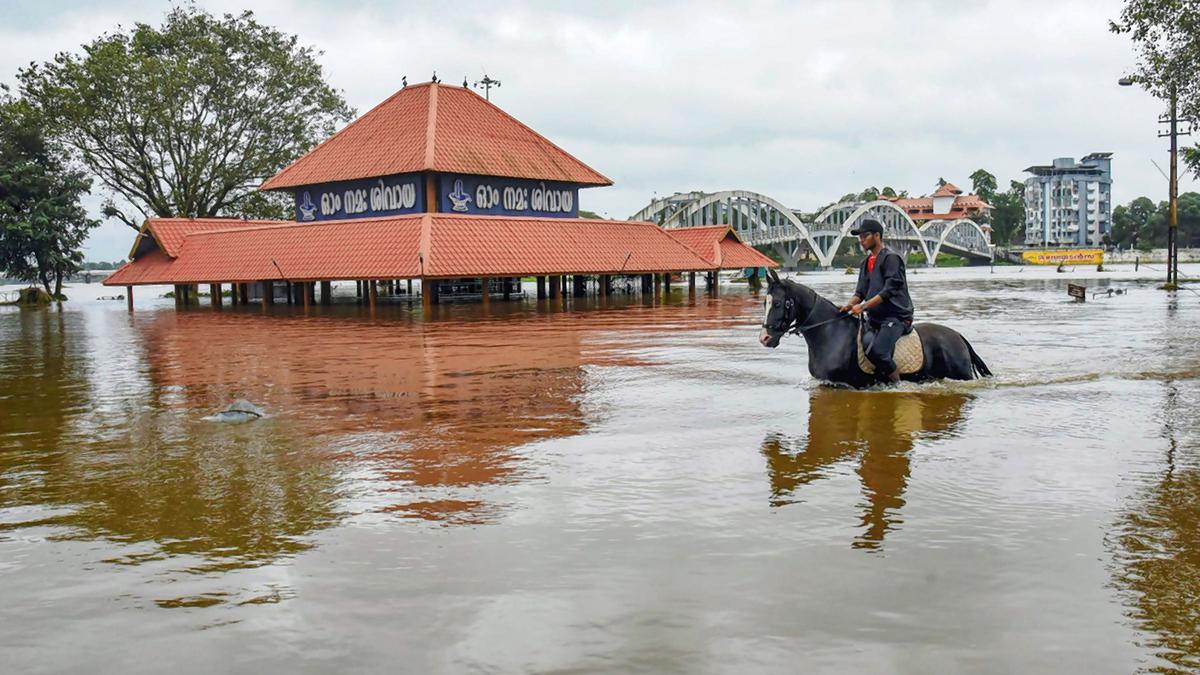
[838,218,913,384]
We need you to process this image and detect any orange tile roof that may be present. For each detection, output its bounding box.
[107,249,178,285]
[717,237,779,269]
[129,218,284,258]
[109,217,422,284]
[664,226,778,269]
[106,215,719,285]
[426,215,712,276]
[931,182,962,197]
[261,82,611,190]
[893,195,992,218]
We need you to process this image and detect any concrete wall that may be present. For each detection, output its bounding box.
[1104,248,1200,264]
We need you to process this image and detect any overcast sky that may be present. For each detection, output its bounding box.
[2,0,1195,261]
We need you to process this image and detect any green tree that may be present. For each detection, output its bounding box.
[1112,204,1135,248]
[1114,196,1158,249]
[18,6,354,229]
[969,169,998,204]
[1111,0,1200,178]
[858,186,880,201]
[1178,191,1200,247]
[0,95,98,297]
[988,180,1025,246]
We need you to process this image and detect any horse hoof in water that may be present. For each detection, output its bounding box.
[205,399,267,422]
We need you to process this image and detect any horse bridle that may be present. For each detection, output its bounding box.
[763,288,853,337]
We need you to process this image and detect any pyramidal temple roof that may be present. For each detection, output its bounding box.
[261,82,612,190]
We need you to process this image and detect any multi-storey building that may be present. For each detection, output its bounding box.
[1023,153,1112,247]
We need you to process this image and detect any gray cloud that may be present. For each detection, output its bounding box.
[1,0,1194,260]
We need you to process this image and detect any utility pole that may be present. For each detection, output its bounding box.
[1159,85,1184,288]
[1120,76,1191,289]
[474,73,501,101]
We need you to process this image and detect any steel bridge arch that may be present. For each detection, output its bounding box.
[812,200,931,267]
[920,218,993,260]
[632,190,823,259]
[632,192,993,267]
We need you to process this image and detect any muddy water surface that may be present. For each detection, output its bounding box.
[2,266,1198,673]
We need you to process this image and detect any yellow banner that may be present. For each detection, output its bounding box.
[1021,249,1104,265]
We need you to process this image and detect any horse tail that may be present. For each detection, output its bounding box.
[963,337,992,378]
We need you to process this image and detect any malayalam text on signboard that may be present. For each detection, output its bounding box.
[439,175,579,218]
[294,174,425,222]
[1021,249,1104,266]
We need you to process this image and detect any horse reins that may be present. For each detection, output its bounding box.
[764,292,853,336]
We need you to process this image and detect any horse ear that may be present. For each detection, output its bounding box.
[766,268,780,284]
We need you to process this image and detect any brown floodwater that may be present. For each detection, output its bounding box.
[2,265,1198,673]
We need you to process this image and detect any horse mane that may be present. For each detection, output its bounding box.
[780,278,837,314]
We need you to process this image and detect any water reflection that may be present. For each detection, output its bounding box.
[0,308,342,573]
[135,308,594,526]
[1112,381,1200,672]
[762,387,971,549]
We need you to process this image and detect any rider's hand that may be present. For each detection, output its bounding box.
[849,303,865,317]
[838,303,853,313]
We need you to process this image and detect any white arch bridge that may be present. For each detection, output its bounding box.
[631,190,993,268]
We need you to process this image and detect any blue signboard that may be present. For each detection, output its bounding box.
[438,174,579,218]
[294,173,424,222]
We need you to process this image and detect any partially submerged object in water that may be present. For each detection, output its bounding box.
[205,399,267,422]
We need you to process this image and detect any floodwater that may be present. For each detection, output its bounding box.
[2,265,1198,674]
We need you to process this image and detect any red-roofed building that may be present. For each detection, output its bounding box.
[106,81,770,310]
[887,182,992,226]
[664,226,777,270]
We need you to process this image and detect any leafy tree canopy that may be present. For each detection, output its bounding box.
[18,5,354,229]
[0,94,98,297]
[969,169,998,204]
[1111,0,1200,177]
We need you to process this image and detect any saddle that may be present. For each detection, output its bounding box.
[857,323,924,375]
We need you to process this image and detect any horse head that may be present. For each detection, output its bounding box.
[759,269,796,348]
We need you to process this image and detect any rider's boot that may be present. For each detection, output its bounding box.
[886,369,900,384]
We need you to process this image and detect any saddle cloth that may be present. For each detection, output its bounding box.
[857,325,924,375]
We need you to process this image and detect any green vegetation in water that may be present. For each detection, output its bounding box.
[1,287,58,305]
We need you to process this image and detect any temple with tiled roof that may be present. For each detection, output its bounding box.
[885,182,993,225]
[106,81,774,311]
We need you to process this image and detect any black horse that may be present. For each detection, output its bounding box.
[758,271,991,387]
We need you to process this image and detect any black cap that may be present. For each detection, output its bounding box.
[850,218,883,236]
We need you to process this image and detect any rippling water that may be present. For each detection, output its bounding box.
[2,265,1198,673]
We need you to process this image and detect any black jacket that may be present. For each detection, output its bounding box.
[854,247,913,321]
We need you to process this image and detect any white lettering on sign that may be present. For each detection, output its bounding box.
[475,185,501,210]
[531,183,573,214]
[320,192,342,216]
[370,180,416,211]
[460,181,574,214]
[344,188,369,215]
[502,186,528,211]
